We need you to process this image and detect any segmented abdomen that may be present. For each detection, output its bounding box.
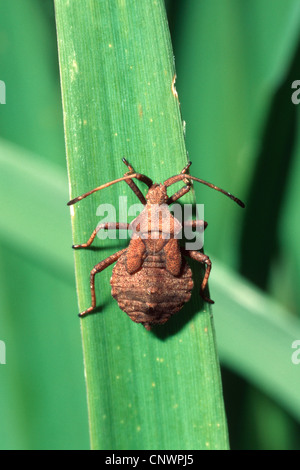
[110,251,193,329]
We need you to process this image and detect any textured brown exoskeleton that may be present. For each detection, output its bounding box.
[68,159,244,330]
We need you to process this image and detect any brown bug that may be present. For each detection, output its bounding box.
[68,159,244,330]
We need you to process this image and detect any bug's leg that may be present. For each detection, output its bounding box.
[183,220,208,231]
[73,222,130,249]
[122,158,147,205]
[122,157,153,194]
[180,160,192,175]
[167,161,192,204]
[79,248,127,317]
[182,249,214,304]
[167,185,191,205]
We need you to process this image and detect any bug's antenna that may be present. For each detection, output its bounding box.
[164,174,245,208]
[67,173,152,206]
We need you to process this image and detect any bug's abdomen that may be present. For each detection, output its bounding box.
[110,252,193,329]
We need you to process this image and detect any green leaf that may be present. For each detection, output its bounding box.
[0,138,71,273]
[211,261,300,421]
[0,0,64,164]
[54,0,229,450]
[0,139,88,449]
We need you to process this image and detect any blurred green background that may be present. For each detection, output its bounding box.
[1,0,300,449]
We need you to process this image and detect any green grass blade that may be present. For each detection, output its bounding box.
[54,0,229,450]
[211,261,300,421]
[0,0,64,164]
[0,138,71,274]
[0,139,88,449]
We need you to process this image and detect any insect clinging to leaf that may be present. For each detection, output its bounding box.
[68,159,244,330]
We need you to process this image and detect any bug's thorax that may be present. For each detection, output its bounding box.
[130,193,182,243]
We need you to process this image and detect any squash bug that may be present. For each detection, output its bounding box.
[68,159,244,330]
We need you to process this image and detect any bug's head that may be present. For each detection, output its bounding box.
[146,184,168,205]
